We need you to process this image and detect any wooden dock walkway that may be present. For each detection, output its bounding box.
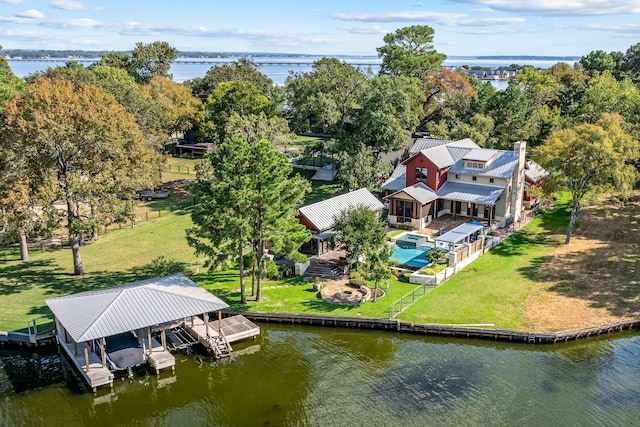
[57,334,114,392]
[140,335,175,375]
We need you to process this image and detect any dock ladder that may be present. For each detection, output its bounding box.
[208,331,232,359]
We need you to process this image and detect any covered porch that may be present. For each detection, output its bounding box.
[385,183,438,230]
[435,181,504,226]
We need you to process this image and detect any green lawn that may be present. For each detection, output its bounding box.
[194,270,420,319]
[0,193,575,333]
[397,202,571,330]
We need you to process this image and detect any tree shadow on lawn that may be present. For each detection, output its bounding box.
[517,256,548,281]
[536,243,640,318]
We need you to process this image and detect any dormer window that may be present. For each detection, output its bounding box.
[415,167,427,181]
[466,161,485,170]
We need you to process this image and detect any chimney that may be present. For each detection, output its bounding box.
[511,141,527,220]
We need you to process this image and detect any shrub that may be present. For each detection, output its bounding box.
[349,269,366,287]
[263,258,281,280]
[420,262,447,275]
[146,256,188,276]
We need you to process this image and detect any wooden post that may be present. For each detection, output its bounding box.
[218,310,222,333]
[204,313,209,339]
[100,338,106,368]
[147,327,152,354]
[74,341,78,356]
[84,343,90,372]
[161,324,167,351]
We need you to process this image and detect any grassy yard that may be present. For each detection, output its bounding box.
[397,206,568,330]
[194,270,420,319]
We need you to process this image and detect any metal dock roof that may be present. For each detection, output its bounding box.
[46,274,229,343]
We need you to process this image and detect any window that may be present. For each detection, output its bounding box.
[415,167,427,181]
[455,174,460,179]
[395,200,414,222]
[489,178,494,183]
[466,162,472,168]
[472,176,477,181]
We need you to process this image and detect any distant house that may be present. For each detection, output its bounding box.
[382,138,527,228]
[298,188,384,255]
[523,160,548,208]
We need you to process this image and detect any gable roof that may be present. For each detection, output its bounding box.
[410,137,480,154]
[385,182,438,205]
[437,181,504,205]
[299,188,384,232]
[525,160,548,182]
[45,274,229,343]
[404,145,455,169]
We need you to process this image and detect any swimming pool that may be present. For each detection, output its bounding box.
[390,242,434,269]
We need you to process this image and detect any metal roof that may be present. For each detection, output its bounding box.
[410,138,452,153]
[299,188,384,232]
[437,181,504,205]
[45,274,229,343]
[448,150,517,179]
[436,222,485,244]
[463,149,499,162]
[381,164,407,192]
[525,160,548,182]
[386,182,438,205]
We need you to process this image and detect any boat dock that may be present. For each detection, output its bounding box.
[57,333,115,393]
[140,333,176,375]
[187,315,260,358]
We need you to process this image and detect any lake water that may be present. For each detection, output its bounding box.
[1,323,639,426]
[6,56,571,87]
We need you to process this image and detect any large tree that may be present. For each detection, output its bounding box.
[188,137,310,302]
[100,41,177,84]
[332,204,387,269]
[196,81,277,144]
[187,58,281,104]
[0,46,26,110]
[533,113,639,244]
[141,76,201,137]
[285,57,368,136]
[377,25,446,79]
[1,78,156,275]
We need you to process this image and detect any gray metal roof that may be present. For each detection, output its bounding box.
[525,160,548,182]
[419,145,455,169]
[381,164,407,192]
[436,222,485,244]
[437,181,504,205]
[448,150,517,179]
[463,149,499,162]
[387,182,438,205]
[410,138,452,153]
[45,274,229,342]
[299,188,384,232]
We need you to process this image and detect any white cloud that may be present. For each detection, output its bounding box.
[448,1,640,16]
[50,0,88,10]
[339,25,389,35]
[331,11,467,23]
[16,9,45,19]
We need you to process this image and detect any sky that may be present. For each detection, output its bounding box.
[1,0,640,57]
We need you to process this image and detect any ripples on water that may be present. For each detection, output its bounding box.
[0,326,639,426]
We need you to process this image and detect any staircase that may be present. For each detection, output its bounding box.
[208,333,232,359]
[304,259,343,279]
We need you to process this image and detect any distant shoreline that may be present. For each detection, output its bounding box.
[3,49,581,62]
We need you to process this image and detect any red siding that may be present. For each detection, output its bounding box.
[405,154,439,190]
[298,214,319,233]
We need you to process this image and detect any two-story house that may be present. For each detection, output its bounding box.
[382,138,527,229]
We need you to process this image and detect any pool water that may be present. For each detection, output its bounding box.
[391,243,431,269]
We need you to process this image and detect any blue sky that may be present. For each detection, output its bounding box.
[1,0,640,56]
